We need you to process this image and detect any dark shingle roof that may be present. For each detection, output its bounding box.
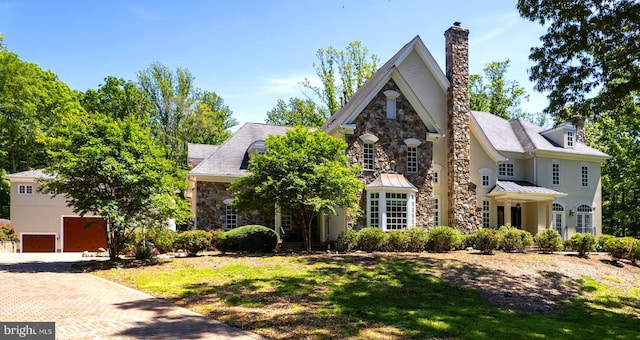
[188,123,290,179]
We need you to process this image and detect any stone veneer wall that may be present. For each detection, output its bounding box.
[445,24,477,232]
[196,181,274,230]
[345,79,435,228]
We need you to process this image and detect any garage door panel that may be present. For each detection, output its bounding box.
[63,217,107,252]
[23,235,55,252]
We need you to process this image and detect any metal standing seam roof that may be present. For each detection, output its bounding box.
[489,180,566,196]
[366,173,418,191]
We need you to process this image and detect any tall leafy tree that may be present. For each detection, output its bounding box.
[181,90,237,145]
[518,0,640,117]
[43,112,189,260]
[230,127,364,252]
[81,76,154,121]
[265,97,327,127]
[302,41,379,114]
[469,60,529,120]
[586,97,640,237]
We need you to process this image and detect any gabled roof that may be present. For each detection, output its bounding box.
[322,35,448,134]
[471,111,610,160]
[4,169,55,181]
[188,123,290,180]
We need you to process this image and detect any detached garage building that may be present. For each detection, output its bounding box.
[4,170,106,253]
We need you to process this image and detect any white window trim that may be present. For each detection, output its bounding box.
[223,198,237,231]
[482,199,490,228]
[433,195,441,227]
[575,202,594,234]
[552,201,565,238]
[479,168,493,188]
[432,163,443,187]
[360,134,378,171]
[566,129,575,148]
[383,90,400,119]
[18,184,33,195]
[551,159,560,187]
[580,162,589,188]
[367,189,416,231]
[498,162,515,178]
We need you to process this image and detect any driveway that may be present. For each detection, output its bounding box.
[0,253,263,339]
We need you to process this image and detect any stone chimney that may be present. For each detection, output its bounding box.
[445,22,475,231]
[570,114,585,144]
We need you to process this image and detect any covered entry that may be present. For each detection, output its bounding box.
[63,217,107,252]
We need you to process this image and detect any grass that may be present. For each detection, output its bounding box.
[92,253,640,339]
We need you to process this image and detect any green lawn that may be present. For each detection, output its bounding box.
[92,253,640,339]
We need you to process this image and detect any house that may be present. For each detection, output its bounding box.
[4,170,107,252]
[187,23,610,241]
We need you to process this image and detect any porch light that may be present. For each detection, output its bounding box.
[569,209,574,216]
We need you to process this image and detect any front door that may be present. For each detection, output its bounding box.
[552,211,565,239]
[497,206,522,228]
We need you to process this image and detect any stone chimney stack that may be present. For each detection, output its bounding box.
[445,22,475,231]
[570,114,586,144]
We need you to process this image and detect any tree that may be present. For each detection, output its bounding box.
[0,169,9,219]
[181,90,237,145]
[81,76,154,122]
[469,60,529,120]
[518,0,640,118]
[229,127,364,252]
[302,41,379,115]
[586,97,640,237]
[265,97,327,127]
[43,111,189,260]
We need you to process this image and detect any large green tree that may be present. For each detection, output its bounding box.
[43,112,189,260]
[181,90,237,145]
[302,41,379,115]
[586,97,640,237]
[518,0,640,117]
[469,60,529,120]
[265,97,327,127]
[81,76,154,121]
[230,127,364,252]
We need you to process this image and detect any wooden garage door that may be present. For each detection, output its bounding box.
[22,235,55,252]
[63,217,107,252]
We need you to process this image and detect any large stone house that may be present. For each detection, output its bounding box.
[187,23,610,241]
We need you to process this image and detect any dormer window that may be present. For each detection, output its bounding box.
[359,134,379,171]
[383,90,400,119]
[567,130,574,148]
[248,140,266,155]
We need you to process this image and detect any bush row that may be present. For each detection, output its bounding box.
[124,225,280,258]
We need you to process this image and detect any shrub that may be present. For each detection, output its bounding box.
[461,233,476,250]
[336,230,358,252]
[534,229,563,253]
[356,227,388,251]
[474,228,499,254]
[567,233,596,257]
[604,237,630,262]
[125,227,176,254]
[134,246,159,260]
[216,225,279,253]
[173,230,212,255]
[426,226,461,252]
[387,230,410,252]
[0,224,18,242]
[405,227,428,252]
[622,237,640,265]
[596,234,615,252]
[497,225,533,253]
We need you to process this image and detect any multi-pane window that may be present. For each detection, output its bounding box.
[433,172,439,185]
[482,175,490,187]
[281,213,292,231]
[386,193,407,230]
[363,143,375,170]
[581,164,589,187]
[369,193,380,227]
[433,197,440,226]
[18,185,33,195]
[576,204,593,234]
[498,163,514,177]
[225,205,238,230]
[407,146,418,173]
[567,130,574,147]
[552,162,560,186]
[552,203,564,236]
[482,200,490,228]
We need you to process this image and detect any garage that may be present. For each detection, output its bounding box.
[22,234,56,252]
[63,217,107,252]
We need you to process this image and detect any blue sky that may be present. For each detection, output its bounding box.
[0,0,548,126]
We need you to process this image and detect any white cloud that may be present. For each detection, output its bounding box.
[470,11,521,46]
[258,74,323,96]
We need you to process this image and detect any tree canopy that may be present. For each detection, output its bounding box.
[518,0,640,118]
[43,112,189,260]
[230,126,364,252]
[265,97,327,127]
[469,60,529,120]
[81,76,154,122]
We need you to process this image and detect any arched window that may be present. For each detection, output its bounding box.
[576,204,593,234]
[359,134,378,171]
[552,203,564,237]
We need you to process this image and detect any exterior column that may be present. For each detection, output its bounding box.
[504,199,512,227]
[546,200,552,230]
[274,205,282,239]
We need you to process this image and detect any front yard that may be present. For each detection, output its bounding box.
[87,251,640,339]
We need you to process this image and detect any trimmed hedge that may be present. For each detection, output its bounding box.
[497,225,533,253]
[474,228,499,254]
[174,230,212,255]
[567,233,596,257]
[336,229,358,252]
[534,229,563,253]
[426,226,461,252]
[387,230,410,252]
[405,227,428,252]
[596,234,615,252]
[356,227,388,251]
[215,225,279,253]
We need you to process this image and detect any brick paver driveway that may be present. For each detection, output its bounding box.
[0,253,262,339]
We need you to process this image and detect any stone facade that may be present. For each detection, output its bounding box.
[445,24,477,232]
[195,181,274,230]
[345,79,435,228]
